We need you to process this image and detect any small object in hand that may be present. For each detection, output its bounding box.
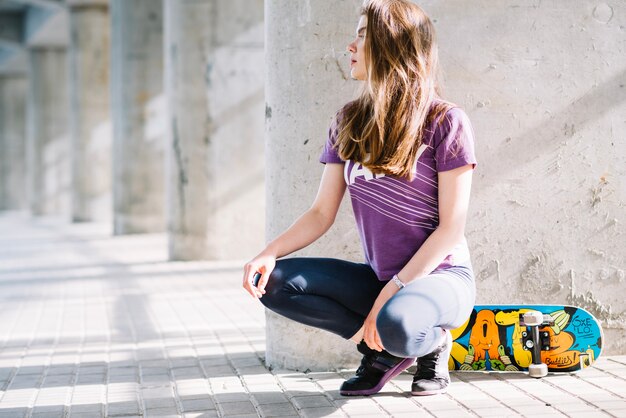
[253,272,262,287]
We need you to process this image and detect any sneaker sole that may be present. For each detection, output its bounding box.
[410,387,448,396]
[339,357,415,396]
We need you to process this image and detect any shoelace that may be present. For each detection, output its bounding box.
[355,353,375,376]
[356,350,397,376]
[414,349,446,381]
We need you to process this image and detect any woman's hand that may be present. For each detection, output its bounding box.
[243,252,276,299]
[363,281,401,351]
[363,306,385,352]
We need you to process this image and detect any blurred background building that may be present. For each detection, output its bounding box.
[0,0,624,370]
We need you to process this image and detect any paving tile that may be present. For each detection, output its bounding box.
[143,397,177,410]
[389,414,433,418]
[218,400,257,415]
[561,413,611,418]
[171,367,203,379]
[591,399,626,410]
[510,405,567,416]
[175,383,211,398]
[251,391,289,405]
[0,409,29,418]
[213,392,250,403]
[106,401,142,416]
[292,395,333,408]
[550,400,606,414]
[469,408,522,417]
[202,362,233,377]
[77,374,106,385]
[31,413,65,418]
[184,412,219,418]
[375,396,426,414]
[144,407,180,417]
[300,407,344,418]
[69,404,104,415]
[42,374,74,386]
[257,402,299,417]
[180,397,215,412]
[338,399,386,415]
[69,413,103,418]
[219,415,259,418]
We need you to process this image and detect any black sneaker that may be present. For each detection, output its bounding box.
[340,341,415,396]
[411,330,452,396]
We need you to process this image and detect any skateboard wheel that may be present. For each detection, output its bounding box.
[523,311,544,326]
[528,363,548,378]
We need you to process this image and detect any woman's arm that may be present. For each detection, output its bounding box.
[362,164,474,350]
[242,163,347,298]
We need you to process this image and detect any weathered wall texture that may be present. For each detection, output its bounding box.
[420,0,625,355]
[110,0,165,235]
[164,0,213,260]
[265,0,625,371]
[165,0,265,261]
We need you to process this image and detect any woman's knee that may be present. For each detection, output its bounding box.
[376,295,440,358]
[376,302,414,357]
[260,259,301,309]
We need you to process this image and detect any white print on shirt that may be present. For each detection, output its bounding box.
[345,143,429,186]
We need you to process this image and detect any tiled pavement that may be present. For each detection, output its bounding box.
[0,211,625,418]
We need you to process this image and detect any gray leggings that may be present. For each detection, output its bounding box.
[260,257,475,358]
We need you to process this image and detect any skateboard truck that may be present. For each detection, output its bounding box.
[520,311,553,378]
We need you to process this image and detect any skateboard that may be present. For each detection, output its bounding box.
[449,305,603,377]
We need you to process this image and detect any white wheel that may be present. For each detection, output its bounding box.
[528,363,548,378]
[523,310,544,326]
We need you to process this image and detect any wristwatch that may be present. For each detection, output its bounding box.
[391,274,405,289]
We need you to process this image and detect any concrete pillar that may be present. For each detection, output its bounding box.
[110,0,165,234]
[265,0,363,370]
[67,0,111,222]
[0,76,28,211]
[26,48,71,216]
[164,0,265,260]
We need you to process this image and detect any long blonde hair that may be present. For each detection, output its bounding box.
[336,0,454,179]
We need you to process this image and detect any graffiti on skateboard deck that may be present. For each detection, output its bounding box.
[450,305,603,377]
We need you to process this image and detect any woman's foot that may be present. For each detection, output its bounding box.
[340,341,415,396]
[411,330,452,396]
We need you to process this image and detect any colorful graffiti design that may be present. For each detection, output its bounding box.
[449,305,603,373]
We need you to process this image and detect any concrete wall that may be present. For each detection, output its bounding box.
[68,3,112,222]
[27,48,71,217]
[421,0,625,355]
[0,76,28,210]
[165,0,265,261]
[265,0,625,370]
[0,75,28,210]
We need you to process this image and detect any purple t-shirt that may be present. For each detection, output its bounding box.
[320,105,477,280]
